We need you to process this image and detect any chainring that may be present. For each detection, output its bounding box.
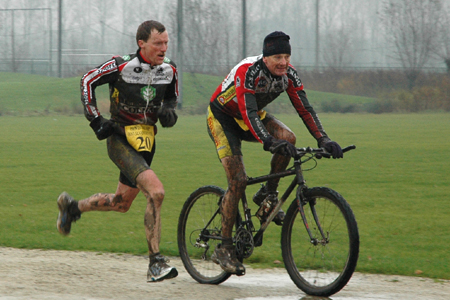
[235,228,254,259]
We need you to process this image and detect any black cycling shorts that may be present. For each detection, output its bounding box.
[207,104,273,159]
[107,133,155,188]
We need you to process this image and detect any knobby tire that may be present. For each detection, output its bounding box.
[281,187,359,297]
[177,185,231,284]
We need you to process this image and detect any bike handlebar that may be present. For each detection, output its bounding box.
[296,145,356,159]
[342,145,357,152]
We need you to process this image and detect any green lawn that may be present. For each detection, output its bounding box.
[0,71,374,115]
[1,113,449,280]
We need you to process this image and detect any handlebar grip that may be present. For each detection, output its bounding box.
[342,145,356,153]
[316,145,356,159]
[319,153,331,159]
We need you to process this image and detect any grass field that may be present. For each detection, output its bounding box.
[1,113,449,280]
[0,71,374,116]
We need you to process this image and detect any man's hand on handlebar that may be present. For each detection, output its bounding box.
[263,136,297,157]
[323,141,343,159]
[317,138,343,159]
[297,145,355,159]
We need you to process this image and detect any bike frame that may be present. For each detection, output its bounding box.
[238,145,355,247]
[240,156,307,246]
[199,146,355,249]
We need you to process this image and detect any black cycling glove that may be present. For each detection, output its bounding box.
[263,136,297,157]
[323,141,343,159]
[89,116,115,140]
[158,106,178,128]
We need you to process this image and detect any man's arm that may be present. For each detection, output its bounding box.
[80,58,118,122]
[161,62,178,109]
[286,67,343,158]
[158,62,178,127]
[235,64,271,143]
[285,67,330,143]
[80,58,119,140]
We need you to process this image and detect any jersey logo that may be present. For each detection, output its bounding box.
[122,55,131,61]
[217,85,236,105]
[273,79,284,91]
[112,88,120,103]
[255,76,269,93]
[288,68,302,87]
[141,86,156,102]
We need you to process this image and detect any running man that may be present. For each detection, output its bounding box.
[56,20,179,282]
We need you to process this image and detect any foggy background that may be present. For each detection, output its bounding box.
[1,0,449,78]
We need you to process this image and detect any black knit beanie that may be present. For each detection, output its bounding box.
[262,31,291,57]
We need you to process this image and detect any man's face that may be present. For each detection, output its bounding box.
[263,54,291,77]
[138,29,169,66]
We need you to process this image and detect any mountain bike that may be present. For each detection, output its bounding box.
[177,145,359,297]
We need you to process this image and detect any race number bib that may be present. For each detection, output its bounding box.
[124,124,155,152]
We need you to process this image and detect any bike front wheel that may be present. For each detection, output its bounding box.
[281,187,359,297]
[177,185,231,284]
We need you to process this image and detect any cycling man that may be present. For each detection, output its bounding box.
[207,31,343,275]
[56,20,179,282]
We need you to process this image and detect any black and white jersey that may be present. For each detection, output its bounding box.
[81,50,178,126]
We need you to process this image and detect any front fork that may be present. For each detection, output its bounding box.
[297,186,329,245]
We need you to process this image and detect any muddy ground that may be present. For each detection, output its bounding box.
[0,247,448,300]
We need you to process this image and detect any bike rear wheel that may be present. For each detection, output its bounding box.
[177,185,231,284]
[281,187,359,297]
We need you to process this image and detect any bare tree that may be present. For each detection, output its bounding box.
[321,26,354,71]
[380,0,443,89]
[182,0,229,74]
[435,3,450,73]
[320,0,360,71]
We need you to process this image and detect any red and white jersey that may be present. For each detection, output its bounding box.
[210,55,328,143]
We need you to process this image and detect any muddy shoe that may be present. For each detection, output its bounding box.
[252,184,268,206]
[254,186,284,226]
[211,243,245,276]
[56,192,81,236]
[147,254,178,282]
[273,209,285,226]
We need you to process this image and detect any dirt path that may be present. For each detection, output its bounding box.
[0,247,448,300]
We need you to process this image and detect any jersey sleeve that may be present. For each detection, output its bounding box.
[286,66,329,141]
[80,58,119,121]
[235,64,271,143]
[162,62,179,109]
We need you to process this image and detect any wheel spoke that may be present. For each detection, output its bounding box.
[281,187,359,297]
